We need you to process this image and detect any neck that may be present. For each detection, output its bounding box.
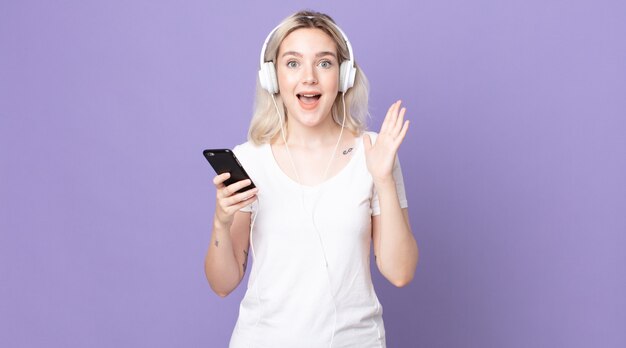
[281,117,342,149]
[277,114,347,185]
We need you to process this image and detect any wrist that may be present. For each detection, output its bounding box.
[213,216,232,233]
[373,176,396,189]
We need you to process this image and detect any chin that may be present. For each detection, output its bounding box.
[294,113,325,127]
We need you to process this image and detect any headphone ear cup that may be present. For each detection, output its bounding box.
[267,63,278,93]
[339,60,356,93]
[259,62,279,94]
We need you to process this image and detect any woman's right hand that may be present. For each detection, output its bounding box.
[213,173,258,229]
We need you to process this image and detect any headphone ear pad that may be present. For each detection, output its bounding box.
[339,60,356,93]
[268,63,278,93]
[259,62,279,94]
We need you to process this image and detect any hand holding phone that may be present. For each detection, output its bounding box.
[203,149,255,193]
[204,149,258,228]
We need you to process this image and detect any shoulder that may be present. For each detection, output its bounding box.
[232,140,269,185]
[361,130,379,144]
[233,140,267,165]
[233,140,266,154]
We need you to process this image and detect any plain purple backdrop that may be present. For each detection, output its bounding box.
[1,0,625,347]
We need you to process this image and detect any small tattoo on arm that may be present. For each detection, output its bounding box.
[214,239,219,247]
[342,147,353,155]
[242,250,249,273]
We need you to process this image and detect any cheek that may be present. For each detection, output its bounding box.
[330,77,339,91]
[276,67,297,89]
[277,76,296,102]
[322,70,339,91]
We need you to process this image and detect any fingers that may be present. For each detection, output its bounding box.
[212,173,258,227]
[397,120,410,143]
[380,100,400,134]
[213,173,251,194]
[393,106,407,135]
[217,185,259,215]
[380,100,409,145]
[225,186,259,209]
[213,172,230,186]
[221,179,254,197]
[227,195,258,215]
[381,100,405,135]
[213,173,257,203]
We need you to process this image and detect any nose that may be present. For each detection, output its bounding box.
[302,64,318,85]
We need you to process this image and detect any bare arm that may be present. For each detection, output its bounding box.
[204,173,258,297]
[372,196,418,287]
[365,100,419,287]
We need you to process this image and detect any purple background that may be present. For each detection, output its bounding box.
[1,0,625,347]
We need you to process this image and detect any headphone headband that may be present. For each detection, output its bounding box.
[258,15,356,94]
[259,17,354,69]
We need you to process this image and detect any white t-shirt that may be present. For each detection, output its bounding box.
[229,131,408,348]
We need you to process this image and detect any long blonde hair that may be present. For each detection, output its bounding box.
[248,10,370,145]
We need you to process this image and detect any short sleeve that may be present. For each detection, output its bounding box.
[239,201,255,213]
[371,155,408,216]
[238,199,254,213]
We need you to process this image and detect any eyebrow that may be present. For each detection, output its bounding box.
[281,51,337,59]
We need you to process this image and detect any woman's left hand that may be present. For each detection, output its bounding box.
[363,100,410,183]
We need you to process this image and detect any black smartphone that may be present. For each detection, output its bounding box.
[202,149,255,193]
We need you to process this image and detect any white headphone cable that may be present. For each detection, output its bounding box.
[270,93,346,348]
[247,194,264,332]
[310,92,347,347]
[272,95,306,211]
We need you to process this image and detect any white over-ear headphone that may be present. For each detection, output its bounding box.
[258,16,357,94]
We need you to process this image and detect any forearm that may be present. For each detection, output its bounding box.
[374,179,418,287]
[204,219,243,297]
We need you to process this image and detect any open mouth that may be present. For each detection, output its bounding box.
[297,93,321,105]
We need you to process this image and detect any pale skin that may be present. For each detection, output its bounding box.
[205,28,418,297]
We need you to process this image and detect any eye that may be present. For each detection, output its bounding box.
[287,60,299,68]
[318,60,332,69]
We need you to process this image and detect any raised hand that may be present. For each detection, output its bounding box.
[363,100,410,183]
[212,173,258,229]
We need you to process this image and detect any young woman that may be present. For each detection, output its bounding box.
[205,10,418,348]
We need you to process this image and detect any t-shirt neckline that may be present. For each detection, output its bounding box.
[265,133,364,190]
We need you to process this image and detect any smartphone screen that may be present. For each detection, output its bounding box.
[203,149,255,193]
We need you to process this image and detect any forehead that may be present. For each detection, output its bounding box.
[278,28,337,56]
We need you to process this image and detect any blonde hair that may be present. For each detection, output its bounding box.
[248,10,370,145]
